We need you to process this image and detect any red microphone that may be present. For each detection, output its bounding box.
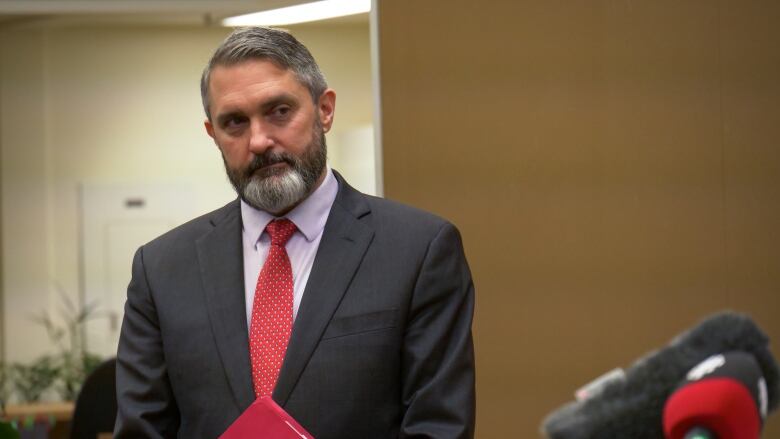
[663,351,768,439]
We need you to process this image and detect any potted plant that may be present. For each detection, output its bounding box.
[8,358,58,404]
[29,289,104,401]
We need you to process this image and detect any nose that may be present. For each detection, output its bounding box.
[247,118,275,154]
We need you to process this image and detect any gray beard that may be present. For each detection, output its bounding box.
[223,127,327,215]
[242,166,308,214]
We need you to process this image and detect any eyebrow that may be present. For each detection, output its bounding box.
[259,93,299,112]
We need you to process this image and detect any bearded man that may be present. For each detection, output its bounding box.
[115,27,475,439]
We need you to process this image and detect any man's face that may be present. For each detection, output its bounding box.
[205,59,335,215]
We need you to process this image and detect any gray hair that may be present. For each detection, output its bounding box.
[200,27,328,121]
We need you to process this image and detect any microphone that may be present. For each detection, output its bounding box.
[663,351,768,439]
[541,312,780,439]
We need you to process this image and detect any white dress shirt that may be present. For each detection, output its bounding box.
[240,168,338,328]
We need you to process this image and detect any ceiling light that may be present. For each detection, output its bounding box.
[222,0,371,27]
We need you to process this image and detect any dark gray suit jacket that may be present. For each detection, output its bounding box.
[115,173,475,438]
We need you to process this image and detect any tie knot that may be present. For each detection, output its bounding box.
[265,219,297,246]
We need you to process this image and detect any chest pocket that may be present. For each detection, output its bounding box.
[321,309,398,340]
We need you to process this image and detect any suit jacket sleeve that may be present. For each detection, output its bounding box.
[114,246,180,438]
[400,222,476,438]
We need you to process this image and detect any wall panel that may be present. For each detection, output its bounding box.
[378,1,780,436]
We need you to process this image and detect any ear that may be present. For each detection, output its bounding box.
[317,89,336,133]
[204,118,216,141]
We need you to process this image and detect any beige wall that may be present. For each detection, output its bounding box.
[1,30,52,363]
[378,1,780,437]
[0,22,372,364]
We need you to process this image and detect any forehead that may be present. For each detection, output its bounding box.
[208,59,310,108]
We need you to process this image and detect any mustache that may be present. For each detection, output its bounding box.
[245,151,298,176]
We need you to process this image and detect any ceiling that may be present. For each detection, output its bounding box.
[0,0,368,28]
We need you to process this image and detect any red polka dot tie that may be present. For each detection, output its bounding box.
[249,219,297,397]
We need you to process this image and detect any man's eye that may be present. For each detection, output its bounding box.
[271,106,292,119]
[223,116,247,129]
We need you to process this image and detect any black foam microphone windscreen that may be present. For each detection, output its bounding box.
[541,312,779,439]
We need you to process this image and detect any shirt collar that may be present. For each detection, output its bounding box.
[240,167,338,245]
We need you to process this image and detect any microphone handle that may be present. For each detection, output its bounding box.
[683,427,718,439]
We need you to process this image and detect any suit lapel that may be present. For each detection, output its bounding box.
[196,201,256,410]
[273,178,374,405]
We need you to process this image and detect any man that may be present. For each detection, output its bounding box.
[115,27,475,438]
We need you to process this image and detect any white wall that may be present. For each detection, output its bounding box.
[0,21,373,364]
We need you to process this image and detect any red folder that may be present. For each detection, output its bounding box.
[220,396,315,438]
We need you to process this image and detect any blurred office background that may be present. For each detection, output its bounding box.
[1,0,779,437]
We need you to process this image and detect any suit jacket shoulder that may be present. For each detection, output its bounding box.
[332,174,455,243]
